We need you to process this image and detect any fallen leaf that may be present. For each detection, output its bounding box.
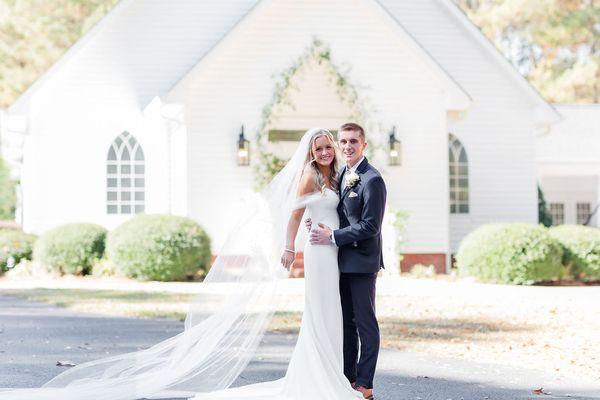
[56,360,76,367]
[533,387,550,395]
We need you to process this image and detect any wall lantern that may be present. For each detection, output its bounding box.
[388,126,402,166]
[237,125,250,166]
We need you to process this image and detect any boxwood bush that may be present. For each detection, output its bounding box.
[33,223,107,275]
[456,223,563,285]
[107,214,211,281]
[0,229,37,273]
[549,225,600,281]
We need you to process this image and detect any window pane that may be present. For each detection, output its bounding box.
[135,178,144,188]
[121,178,131,188]
[121,205,131,214]
[135,191,145,201]
[135,205,145,213]
[459,204,469,213]
[122,148,130,161]
[107,164,117,174]
[107,192,117,201]
[121,165,131,174]
[107,147,117,161]
[135,165,145,174]
[458,165,468,175]
[459,178,468,188]
[459,191,468,201]
[135,148,144,161]
[128,137,136,147]
[450,204,456,213]
[107,178,117,188]
[121,192,131,201]
[459,149,467,162]
[549,203,564,225]
[577,202,591,224]
[115,137,123,147]
[107,205,118,214]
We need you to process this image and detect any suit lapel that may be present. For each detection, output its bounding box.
[338,166,346,199]
[341,158,369,201]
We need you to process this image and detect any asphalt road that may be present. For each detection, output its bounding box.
[0,295,598,400]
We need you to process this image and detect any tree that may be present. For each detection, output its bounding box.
[0,0,119,108]
[0,157,16,220]
[456,0,600,103]
[538,184,553,227]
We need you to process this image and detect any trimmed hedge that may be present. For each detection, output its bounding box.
[456,223,563,285]
[33,223,107,275]
[0,229,37,272]
[549,225,600,281]
[107,214,211,281]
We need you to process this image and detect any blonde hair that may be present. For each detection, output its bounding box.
[304,129,339,193]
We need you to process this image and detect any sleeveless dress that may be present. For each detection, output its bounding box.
[192,188,362,399]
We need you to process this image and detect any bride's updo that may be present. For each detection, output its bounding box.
[304,129,339,193]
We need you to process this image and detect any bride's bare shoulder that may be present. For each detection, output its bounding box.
[298,165,318,195]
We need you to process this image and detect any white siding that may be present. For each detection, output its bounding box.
[536,105,600,229]
[17,0,258,234]
[167,0,451,252]
[14,0,549,258]
[378,0,540,252]
[540,176,598,227]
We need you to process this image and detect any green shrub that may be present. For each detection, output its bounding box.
[549,225,600,281]
[107,214,211,281]
[33,223,107,275]
[456,223,563,285]
[0,229,37,272]
[91,258,120,277]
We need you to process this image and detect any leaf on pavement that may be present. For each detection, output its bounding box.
[533,387,550,395]
[56,360,76,367]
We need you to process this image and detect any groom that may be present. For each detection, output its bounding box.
[309,122,387,400]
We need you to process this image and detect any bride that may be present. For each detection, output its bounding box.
[0,128,364,400]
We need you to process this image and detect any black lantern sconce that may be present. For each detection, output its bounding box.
[237,125,250,166]
[388,126,402,166]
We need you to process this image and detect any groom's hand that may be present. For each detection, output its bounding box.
[309,223,332,245]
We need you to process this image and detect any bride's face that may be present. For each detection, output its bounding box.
[312,135,335,167]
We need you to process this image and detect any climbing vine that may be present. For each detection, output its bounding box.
[253,38,380,190]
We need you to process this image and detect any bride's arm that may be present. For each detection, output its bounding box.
[280,168,317,270]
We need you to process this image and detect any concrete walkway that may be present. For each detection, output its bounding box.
[0,295,598,400]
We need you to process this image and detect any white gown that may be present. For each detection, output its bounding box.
[192,188,362,399]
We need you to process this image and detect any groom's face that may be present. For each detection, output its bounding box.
[338,129,367,168]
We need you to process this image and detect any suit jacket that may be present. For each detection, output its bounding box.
[333,157,387,274]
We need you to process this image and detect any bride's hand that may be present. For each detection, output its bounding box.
[281,250,296,271]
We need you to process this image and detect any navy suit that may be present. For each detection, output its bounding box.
[333,157,386,389]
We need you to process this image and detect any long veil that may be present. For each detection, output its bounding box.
[0,128,327,400]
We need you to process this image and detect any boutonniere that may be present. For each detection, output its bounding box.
[345,170,360,190]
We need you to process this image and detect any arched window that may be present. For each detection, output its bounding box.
[106,131,145,214]
[449,133,469,214]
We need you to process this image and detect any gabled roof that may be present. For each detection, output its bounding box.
[383,0,559,123]
[10,0,558,123]
[10,0,261,113]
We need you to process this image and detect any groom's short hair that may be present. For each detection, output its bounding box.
[339,123,365,141]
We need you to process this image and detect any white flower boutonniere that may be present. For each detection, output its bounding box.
[345,170,360,190]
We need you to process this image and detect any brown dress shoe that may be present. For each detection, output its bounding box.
[356,386,374,400]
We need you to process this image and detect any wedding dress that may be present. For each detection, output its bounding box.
[192,188,362,400]
[0,128,361,400]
